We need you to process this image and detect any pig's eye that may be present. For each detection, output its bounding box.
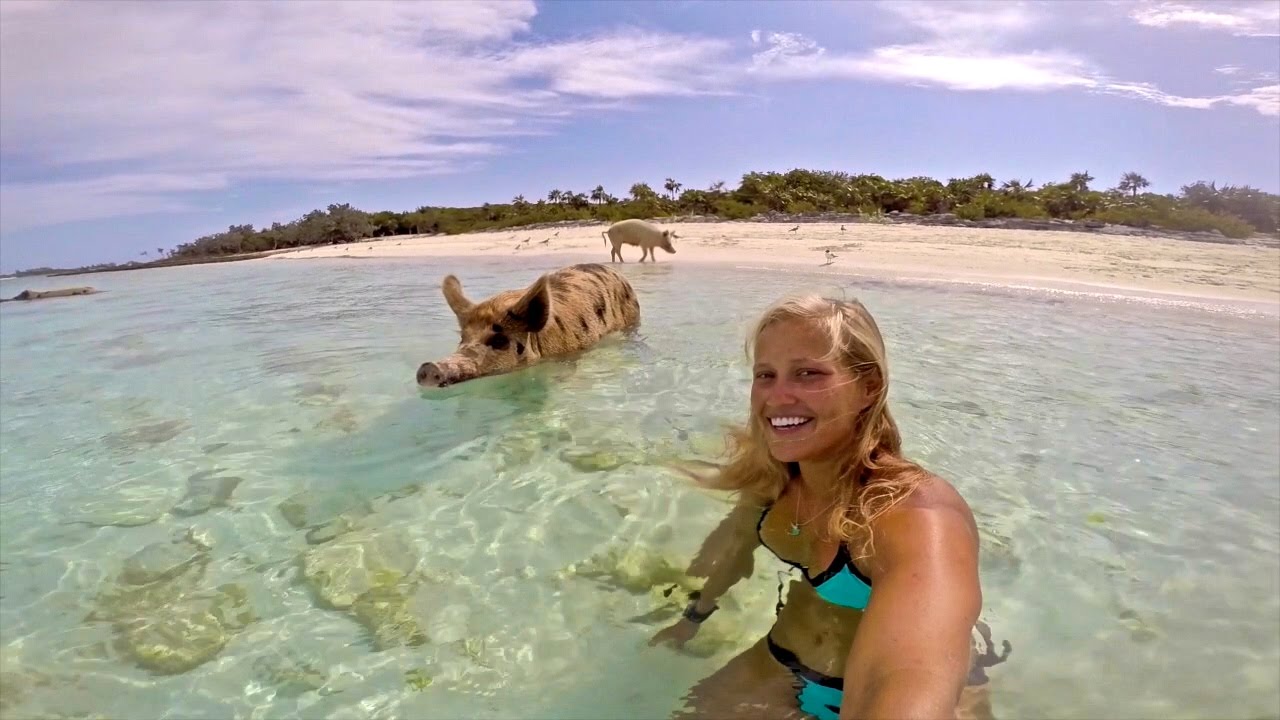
[515,341,525,356]
[484,332,510,351]
[491,323,503,333]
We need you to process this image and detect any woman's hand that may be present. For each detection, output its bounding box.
[648,618,700,649]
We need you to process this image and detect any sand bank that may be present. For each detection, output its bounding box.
[262,221,1280,307]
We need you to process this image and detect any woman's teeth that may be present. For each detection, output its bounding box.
[770,416,812,429]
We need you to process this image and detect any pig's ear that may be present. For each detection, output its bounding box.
[442,275,473,317]
[507,275,551,333]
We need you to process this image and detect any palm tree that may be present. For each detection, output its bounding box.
[629,183,657,202]
[590,185,605,205]
[1000,179,1034,198]
[664,177,682,200]
[1068,171,1094,192]
[547,189,563,205]
[1117,172,1150,198]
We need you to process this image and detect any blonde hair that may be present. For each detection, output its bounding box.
[698,293,928,558]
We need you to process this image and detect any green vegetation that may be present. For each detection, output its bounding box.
[12,170,1279,276]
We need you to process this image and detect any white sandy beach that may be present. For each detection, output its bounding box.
[264,221,1280,307]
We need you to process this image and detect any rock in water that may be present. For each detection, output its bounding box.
[171,470,242,516]
[350,581,428,650]
[304,507,371,545]
[115,583,256,674]
[102,418,189,452]
[300,530,420,609]
[277,489,369,530]
[0,287,99,303]
[300,530,431,651]
[120,537,209,585]
[88,536,257,675]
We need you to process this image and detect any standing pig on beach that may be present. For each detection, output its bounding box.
[416,263,641,388]
[602,219,678,263]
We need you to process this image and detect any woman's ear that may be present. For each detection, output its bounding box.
[854,371,882,412]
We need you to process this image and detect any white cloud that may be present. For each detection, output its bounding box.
[875,0,1044,46]
[1,0,1275,239]
[498,32,733,100]
[750,40,1097,92]
[748,2,1097,92]
[746,1,1279,114]
[1215,64,1245,75]
[1129,1,1280,37]
[1218,84,1280,115]
[0,1,733,234]
[0,174,230,235]
[749,32,827,71]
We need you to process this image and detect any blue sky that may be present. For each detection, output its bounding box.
[1,0,1277,273]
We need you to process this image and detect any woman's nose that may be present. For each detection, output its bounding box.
[762,379,799,404]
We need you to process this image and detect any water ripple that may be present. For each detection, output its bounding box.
[1,259,1277,720]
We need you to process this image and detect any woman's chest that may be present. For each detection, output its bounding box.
[759,506,837,574]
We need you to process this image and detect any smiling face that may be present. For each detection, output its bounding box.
[750,317,875,464]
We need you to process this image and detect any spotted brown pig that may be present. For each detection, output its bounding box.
[416,263,641,388]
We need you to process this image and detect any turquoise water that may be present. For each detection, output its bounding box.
[1,255,1278,719]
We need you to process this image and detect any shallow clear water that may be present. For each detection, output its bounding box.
[1,254,1277,720]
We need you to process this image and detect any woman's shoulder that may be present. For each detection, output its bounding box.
[901,471,973,515]
[868,471,979,556]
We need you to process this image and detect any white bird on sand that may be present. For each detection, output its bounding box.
[825,249,837,261]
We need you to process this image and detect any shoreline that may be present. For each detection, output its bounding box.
[260,221,1280,312]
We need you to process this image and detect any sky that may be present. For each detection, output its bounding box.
[0,0,1277,273]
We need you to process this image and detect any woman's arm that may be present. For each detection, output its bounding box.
[685,499,763,612]
[839,505,982,720]
[649,498,763,648]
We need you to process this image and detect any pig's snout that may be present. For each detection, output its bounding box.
[416,362,447,388]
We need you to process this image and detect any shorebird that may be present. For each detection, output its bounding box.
[825,249,837,262]
[789,225,800,232]
[523,237,531,244]
[840,225,846,231]
[540,238,550,244]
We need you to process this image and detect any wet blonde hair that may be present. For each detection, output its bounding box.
[698,293,928,558]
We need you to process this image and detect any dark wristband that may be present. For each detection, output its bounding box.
[683,590,718,624]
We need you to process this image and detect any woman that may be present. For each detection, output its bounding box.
[650,294,1009,720]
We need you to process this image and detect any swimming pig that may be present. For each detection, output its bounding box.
[416,263,641,388]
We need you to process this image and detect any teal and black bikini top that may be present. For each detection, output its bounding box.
[756,465,873,612]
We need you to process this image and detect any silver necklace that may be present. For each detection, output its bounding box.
[788,483,839,536]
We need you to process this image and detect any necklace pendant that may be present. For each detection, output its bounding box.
[788,523,801,536]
